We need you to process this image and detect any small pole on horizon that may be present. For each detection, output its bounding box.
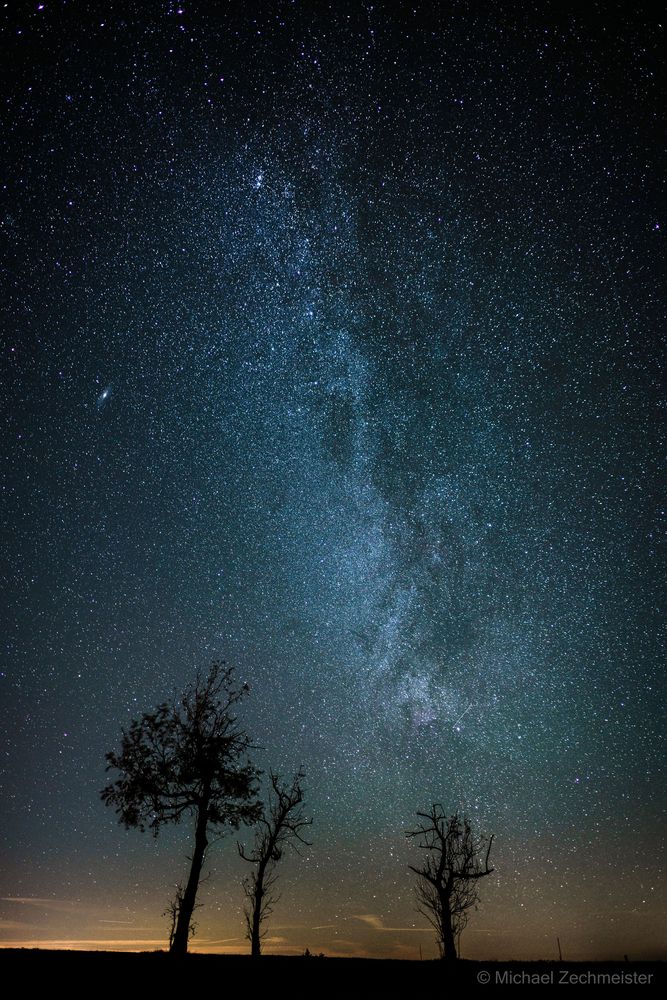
[557,936,563,961]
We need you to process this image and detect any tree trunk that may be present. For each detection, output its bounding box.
[442,918,457,960]
[250,856,268,958]
[170,800,209,956]
[441,890,457,960]
[250,895,262,958]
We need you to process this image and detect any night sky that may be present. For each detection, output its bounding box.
[2,1,665,961]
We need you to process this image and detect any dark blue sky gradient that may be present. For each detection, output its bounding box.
[1,1,664,959]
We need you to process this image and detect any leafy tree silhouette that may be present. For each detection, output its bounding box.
[406,806,494,960]
[101,662,261,955]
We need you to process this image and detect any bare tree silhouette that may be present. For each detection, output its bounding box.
[101,662,261,956]
[238,769,312,957]
[163,882,202,949]
[406,806,494,960]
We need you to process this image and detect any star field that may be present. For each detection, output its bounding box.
[1,1,664,960]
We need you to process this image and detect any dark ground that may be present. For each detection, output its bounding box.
[0,950,663,989]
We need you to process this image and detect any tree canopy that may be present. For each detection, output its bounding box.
[101,662,261,954]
